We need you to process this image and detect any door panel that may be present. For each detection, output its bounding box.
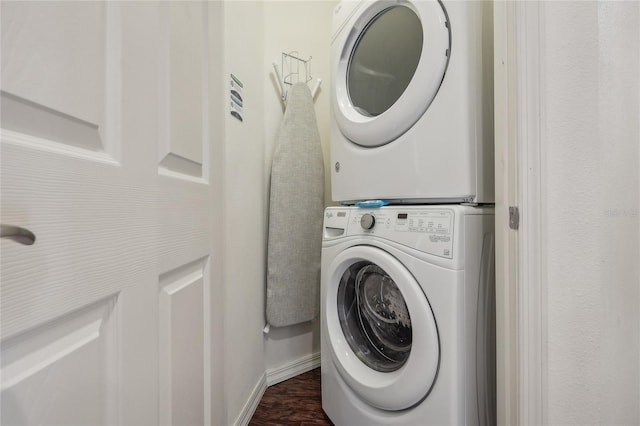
[1,1,220,425]
[158,258,208,426]
[158,2,206,179]
[1,298,118,425]
[1,1,120,158]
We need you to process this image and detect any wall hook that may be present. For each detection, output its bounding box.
[272,51,322,104]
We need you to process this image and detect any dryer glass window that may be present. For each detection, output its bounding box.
[347,6,423,117]
[337,261,412,372]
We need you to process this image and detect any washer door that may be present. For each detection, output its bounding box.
[333,0,450,147]
[325,245,440,410]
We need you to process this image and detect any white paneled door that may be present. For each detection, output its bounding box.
[1,2,222,425]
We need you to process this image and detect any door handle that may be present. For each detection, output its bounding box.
[1,224,36,245]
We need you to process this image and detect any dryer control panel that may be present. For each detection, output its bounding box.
[323,206,456,259]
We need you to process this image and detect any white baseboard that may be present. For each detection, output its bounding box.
[266,352,321,386]
[233,372,267,426]
[232,353,321,426]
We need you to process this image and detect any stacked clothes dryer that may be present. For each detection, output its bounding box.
[321,1,496,425]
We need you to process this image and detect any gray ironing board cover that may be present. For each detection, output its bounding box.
[266,83,325,327]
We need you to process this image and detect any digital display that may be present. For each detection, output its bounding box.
[397,213,408,219]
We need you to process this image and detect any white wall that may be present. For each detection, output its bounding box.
[541,2,639,424]
[222,1,335,422]
[207,3,226,424]
[223,2,267,424]
[262,0,336,376]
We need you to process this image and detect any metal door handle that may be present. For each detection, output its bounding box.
[1,224,36,245]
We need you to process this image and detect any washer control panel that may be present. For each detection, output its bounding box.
[323,207,456,259]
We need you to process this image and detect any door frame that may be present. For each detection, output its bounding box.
[494,2,545,425]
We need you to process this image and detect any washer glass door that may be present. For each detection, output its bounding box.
[325,245,440,411]
[333,0,450,147]
[347,6,423,117]
[338,261,412,372]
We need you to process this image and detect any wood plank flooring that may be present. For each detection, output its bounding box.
[249,368,333,425]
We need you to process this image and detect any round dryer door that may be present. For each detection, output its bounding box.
[333,0,450,147]
[324,245,440,411]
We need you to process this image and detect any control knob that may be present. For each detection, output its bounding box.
[360,213,376,230]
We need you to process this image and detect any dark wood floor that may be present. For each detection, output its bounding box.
[249,368,333,426]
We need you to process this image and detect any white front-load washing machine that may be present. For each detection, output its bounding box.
[330,1,494,204]
[321,205,495,425]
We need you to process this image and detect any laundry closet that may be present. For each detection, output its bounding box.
[1,2,638,426]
